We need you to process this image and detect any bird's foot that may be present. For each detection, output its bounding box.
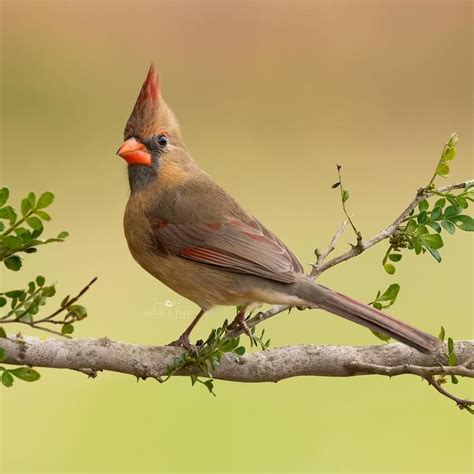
[167,335,197,353]
[228,316,253,340]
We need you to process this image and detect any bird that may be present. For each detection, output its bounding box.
[117,64,440,354]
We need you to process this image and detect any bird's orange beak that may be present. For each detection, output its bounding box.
[116,138,152,166]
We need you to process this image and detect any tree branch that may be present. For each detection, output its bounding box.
[226,179,473,339]
[1,336,473,382]
[313,180,473,275]
[1,179,472,409]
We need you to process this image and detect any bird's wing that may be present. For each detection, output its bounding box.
[148,215,304,283]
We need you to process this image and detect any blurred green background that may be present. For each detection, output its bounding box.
[1,1,472,473]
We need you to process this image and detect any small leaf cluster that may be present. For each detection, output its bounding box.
[165,321,246,395]
[387,189,473,271]
[368,284,400,342]
[0,365,40,388]
[165,320,270,395]
[0,276,88,337]
[430,133,458,183]
[0,187,69,271]
[382,133,472,273]
[438,327,459,385]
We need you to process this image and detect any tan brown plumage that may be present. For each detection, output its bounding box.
[117,64,441,353]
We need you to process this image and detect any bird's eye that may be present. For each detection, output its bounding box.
[157,135,168,146]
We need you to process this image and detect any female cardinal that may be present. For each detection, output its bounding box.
[117,64,440,353]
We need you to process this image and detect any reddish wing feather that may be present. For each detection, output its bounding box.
[149,216,304,283]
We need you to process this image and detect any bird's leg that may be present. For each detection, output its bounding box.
[168,309,205,351]
[227,305,252,339]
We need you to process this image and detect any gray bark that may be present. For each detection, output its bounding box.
[1,336,472,382]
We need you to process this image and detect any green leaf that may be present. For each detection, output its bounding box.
[415,225,428,236]
[388,253,402,262]
[4,256,22,271]
[434,198,446,209]
[342,189,349,203]
[412,237,422,254]
[406,219,417,234]
[441,219,456,234]
[447,132,458,147]
[373,302,383,310]
[18,312,33,323]
[27,192,36,207]
[448,352,457,366]
[203,379,215,396]
[418,200,429,212]
[26,217,43,231]
[420,233,444,249]
[220,338,238,352]
[425,246,441,263]
[2,371,14,387]
[36,192,54,209]
[431,207,443,221]
[233,346,246,356]
[371,330,391,343]
[428,222,441,233]
[0,347,5,362]
[67,305,87,320]
[450,375,458,385]
[5,290,24,298]
[444,205,461,218]
[457,196,468,209]
[436,162,450,177]
[438,326,445,342]
[442,145,456,162]
[383,263,396,275]
[42,286,56,297]
[453,215,474,231]
[0,206,17,224]
[378,284,400,302]
[21,198,31,216]
[36,275,45,286]
[57,231,69,239]
[447,337,454,354]
[35,210,51,221]
[0,187,9,207]
[3,235,23,250]
[9,367,41,382]
[417,211,428,224]
[0,297,6,307]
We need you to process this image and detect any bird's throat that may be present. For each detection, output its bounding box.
[128,164,157,193]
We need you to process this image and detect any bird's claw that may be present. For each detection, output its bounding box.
[228,317,253,340]
[167,335,197,354]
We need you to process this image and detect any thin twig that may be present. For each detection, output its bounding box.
[35,277,97,323]
[336,164,361,241]
[226,179,473,339]
[426,376,474,410]
[0,278,97,337]
[311,220,348,277]
[314,180,473,275]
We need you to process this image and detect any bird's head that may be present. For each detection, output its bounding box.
[117,64,187,192]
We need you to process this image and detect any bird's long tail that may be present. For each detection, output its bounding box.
[293,279,440,353]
